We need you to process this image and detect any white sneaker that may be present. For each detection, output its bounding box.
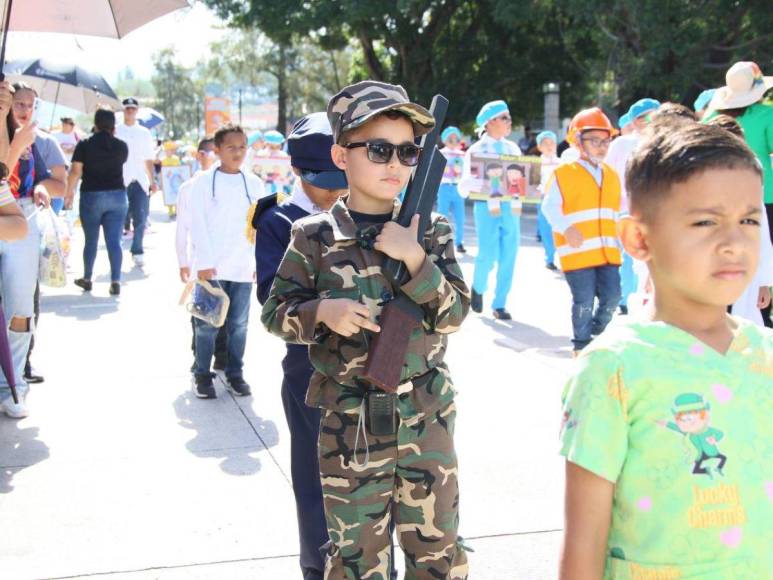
[132,254,145,267]
[2,397,29,418]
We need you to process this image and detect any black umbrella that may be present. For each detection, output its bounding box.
[4,58,121,117]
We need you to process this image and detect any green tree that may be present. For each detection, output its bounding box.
[151,47,200,138]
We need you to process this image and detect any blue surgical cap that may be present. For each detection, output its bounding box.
[476,100,509,128]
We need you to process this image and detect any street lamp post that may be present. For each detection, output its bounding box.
[543,82,560,135]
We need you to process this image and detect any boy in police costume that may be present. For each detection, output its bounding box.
[542,107,622,354]
[457,100,522,320]
[254,112,348,580]
[262,81,470,579]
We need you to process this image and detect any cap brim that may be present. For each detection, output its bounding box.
[709,77,773,110]
[342,102,435,139]
[300,169,348,190]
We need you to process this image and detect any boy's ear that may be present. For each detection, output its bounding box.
[331,144,347,171]
[618,215,651,261]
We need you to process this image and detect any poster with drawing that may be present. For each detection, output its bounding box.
[161,165,193,207]
[247,154,295,196]
[467,153,542,204]
[442,149,464,184]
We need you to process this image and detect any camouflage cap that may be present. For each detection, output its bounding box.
[327,80,435,143]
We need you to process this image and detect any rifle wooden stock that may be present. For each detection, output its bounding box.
[363,295,423,392]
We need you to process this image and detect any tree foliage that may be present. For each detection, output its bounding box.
[151,47,202,138]
[203,0,773,127]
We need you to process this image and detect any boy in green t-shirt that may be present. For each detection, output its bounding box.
[559,122,773,579]
[262,81,470,579]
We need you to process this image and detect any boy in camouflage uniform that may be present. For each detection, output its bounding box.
[261,81,470,579]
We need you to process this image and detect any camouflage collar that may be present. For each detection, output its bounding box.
[328,197,400,241]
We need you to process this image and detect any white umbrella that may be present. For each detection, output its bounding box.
[8,0,190,39]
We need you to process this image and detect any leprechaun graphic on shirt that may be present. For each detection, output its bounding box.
[658,392,728,479]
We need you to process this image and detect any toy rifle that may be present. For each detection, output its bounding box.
[362,94,449,392]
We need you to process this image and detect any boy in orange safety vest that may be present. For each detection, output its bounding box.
[542,108,622,354]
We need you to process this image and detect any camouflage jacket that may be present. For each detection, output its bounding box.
[261,198,470,418]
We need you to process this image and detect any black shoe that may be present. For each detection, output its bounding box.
[456,243,467,254]
[193,373,217,399]
[109,282,121,296]
[619,304,629,315]
[213,357,227,371]
[493,308,512,320]
[225,375,251,396]
[546,263,558,271]
[24,370,44,384]
[471,290,483,313]
[74,278,92,292]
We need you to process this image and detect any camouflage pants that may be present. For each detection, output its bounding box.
[319,401,469,580]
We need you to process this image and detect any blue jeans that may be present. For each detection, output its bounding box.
[127,181,149,256]
[437,183,465,245]
[194,280,252,378]
[0,199,41,403]
[564,265,621,350]
[472,200,520,310]
[80,189,128,282]
[537,200,555,266]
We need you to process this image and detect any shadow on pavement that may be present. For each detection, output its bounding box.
[0,421,50,494]
[40,294,119,321]
[481,317,572,358]
[94,266,148,285]
[172,380,279,477]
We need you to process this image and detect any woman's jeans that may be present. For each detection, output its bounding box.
[79,189,128,282]
[0,199,41,403]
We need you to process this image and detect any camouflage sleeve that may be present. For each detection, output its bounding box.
[260,223,321,344]
[399,215,470,334]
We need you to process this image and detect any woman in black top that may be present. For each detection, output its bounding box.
[66,108,129,295]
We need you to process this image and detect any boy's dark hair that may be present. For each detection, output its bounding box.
[0,162,8,182]
[197,137,215,151]
[627,123,761,220]
[706,114,744,138]
[338,110,412,145]
[652,102,696,122]
[94,108,116,132]
[214,123,246,146]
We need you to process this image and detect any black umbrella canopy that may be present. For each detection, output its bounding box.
[4,59,117,99]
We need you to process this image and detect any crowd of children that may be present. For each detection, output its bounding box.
[1,52,770,578]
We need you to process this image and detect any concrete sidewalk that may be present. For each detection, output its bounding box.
[1,198,575,579]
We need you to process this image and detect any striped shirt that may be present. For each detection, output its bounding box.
[0,184,14,207]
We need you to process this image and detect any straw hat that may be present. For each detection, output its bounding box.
[709,61,773,110]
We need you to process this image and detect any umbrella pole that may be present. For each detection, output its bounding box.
[0,0,14,81]
[49,83,61,129]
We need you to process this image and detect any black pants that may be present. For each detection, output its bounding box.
[693,451,727,475]
[762,203,773,328]
[24,282,40,375]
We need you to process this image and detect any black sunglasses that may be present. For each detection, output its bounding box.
[344,141,422,167]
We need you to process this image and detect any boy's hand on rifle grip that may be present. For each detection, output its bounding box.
[316,298,381,337]
[374,214,425,276]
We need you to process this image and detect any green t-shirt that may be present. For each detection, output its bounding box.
[560,318,773,579]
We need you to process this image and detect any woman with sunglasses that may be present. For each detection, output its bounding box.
[458,100,522,320]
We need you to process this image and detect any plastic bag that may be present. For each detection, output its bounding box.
[39,208,70,288]
[179,279,230,328]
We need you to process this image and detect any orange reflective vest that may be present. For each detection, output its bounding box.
[551,162,622,272]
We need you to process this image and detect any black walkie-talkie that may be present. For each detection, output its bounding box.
[365,391,397,436]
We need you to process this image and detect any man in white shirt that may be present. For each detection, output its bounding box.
[189,124,265,399]
[52,117,78,163]
[116,97,157,267]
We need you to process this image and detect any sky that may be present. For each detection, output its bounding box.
[7,3,228,83]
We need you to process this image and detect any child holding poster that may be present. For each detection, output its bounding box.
[439,126,467,252]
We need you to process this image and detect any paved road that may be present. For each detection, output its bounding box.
[1,197,580,579]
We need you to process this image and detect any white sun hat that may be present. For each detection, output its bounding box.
[709,61,773,111]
